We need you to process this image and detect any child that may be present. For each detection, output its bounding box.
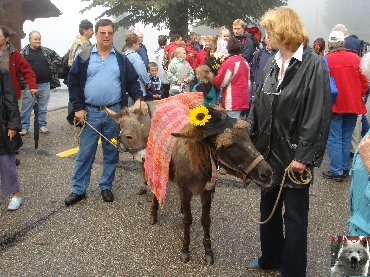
[167,47,195,95]
[215,27,230,60]
[192,65,217,106]
[145,62,163,101]
[204,44,221,76]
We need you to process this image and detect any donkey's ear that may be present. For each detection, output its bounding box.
[360,237,369,247]
[103,106,123,122]
[172,123,207,141]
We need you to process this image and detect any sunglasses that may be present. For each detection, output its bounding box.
[98,31,114,36]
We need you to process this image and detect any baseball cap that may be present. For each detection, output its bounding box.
[328,31,345,43]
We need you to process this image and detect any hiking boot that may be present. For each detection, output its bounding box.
[322,171,344,182]
[40,126,49,134]
[19,129,28,136]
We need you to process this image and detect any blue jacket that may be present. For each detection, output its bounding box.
[124,49,150,96]
[250,47,276,86]
[137,44,149,69]
[345,35,362,56]
[68,46,142,112]
[349,134,370,235]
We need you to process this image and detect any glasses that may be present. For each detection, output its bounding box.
[98,31,114,36]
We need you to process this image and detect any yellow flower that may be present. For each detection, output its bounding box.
[111,138,118,145]
[189,105,212,126]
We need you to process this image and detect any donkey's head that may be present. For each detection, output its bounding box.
[172,107,273,189]
[104,106,151,162]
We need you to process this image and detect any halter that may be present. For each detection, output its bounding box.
[212,151,264,184]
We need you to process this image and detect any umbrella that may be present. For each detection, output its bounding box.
[33,97,39,149]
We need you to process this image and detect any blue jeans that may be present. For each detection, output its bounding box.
[328,113,358,175]
[71,103,121,195]
[227,110,241,119]
[21,82,50,129]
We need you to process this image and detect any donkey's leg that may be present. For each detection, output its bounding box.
[179,187,192,263]
[138,164,148,195]
[200,189,214,265]
[150,194,159,225]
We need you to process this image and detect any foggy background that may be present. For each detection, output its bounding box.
[20,0,370,59]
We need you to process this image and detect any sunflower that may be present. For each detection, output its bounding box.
[189,105,212,126]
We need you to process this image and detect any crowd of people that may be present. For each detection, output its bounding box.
[1,5,370,277]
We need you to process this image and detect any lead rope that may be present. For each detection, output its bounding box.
[251,167,312,225]
[73,119,118,149]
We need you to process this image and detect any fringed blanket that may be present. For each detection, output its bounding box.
[144,92,204,208]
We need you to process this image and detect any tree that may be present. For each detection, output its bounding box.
[324,0,370,40]
[82,0,287,36]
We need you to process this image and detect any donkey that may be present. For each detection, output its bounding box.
[105,104,273,265]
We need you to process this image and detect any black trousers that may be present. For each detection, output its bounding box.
[258,184,309,277]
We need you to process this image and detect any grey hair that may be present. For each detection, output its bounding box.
[328,41,345,50]
[361,52,370,79]
[332,24,348,35]
[28,30,40,40]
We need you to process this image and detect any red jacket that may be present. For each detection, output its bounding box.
[7,43,37,99]
[214,54,250,111]
[193,48,207,69]
[163,42,179,67]
[326,49,368,114]
[185,44,198,69]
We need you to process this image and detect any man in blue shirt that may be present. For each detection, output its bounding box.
[65,19,148,206]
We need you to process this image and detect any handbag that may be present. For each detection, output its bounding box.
[169,84,182,94]
[323,56,339,103]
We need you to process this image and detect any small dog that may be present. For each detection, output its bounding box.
[331,236,370,276]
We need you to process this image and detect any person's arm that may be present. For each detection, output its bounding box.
[167,61,179,83]
[241,37,255,63]
[293,58,332,167]
[68,57,85,112]
[128,53,151,85]
[2,69,21,133]
[15,51,38,94]
[186,63,195,83]
[213,60,232,89]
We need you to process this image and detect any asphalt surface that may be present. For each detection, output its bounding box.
[0,90,350,276]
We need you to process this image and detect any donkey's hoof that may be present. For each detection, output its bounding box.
[181,251,190,263]
[181,248,190,263]
[150,215,157,225]
[205,250,214,265]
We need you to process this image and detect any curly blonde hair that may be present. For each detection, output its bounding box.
[260,6,308,52]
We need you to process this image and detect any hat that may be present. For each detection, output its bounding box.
[328,31,345,43]
[201,107,237,138]
[79,19,93,29]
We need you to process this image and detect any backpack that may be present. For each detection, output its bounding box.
[58,50,70,80]
[360,40,370,57]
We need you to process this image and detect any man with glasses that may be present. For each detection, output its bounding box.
[65,18,148,206]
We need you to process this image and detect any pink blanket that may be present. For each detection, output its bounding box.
[144,92,204,208]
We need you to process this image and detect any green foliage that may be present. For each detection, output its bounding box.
[82,0,287,35]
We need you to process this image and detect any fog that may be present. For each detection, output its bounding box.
[21,0,369,57]
[289,0,370,42]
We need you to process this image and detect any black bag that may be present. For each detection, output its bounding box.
[58,50,71,80]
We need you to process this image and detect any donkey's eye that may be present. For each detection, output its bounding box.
[125,135,133,140]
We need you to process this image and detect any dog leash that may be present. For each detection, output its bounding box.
[250,167,312,225]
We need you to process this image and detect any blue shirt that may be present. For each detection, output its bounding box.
[84,45,122,106]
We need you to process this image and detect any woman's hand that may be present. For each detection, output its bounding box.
[289,160,306,174]
[7,129,17,141]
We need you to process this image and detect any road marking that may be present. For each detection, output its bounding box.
[56,138,102,158]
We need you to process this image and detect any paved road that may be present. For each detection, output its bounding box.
[0,98,351,276]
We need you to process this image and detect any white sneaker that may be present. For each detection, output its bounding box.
[19,129,28,136]
[8,196,23,211]
[40,126,49,134]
